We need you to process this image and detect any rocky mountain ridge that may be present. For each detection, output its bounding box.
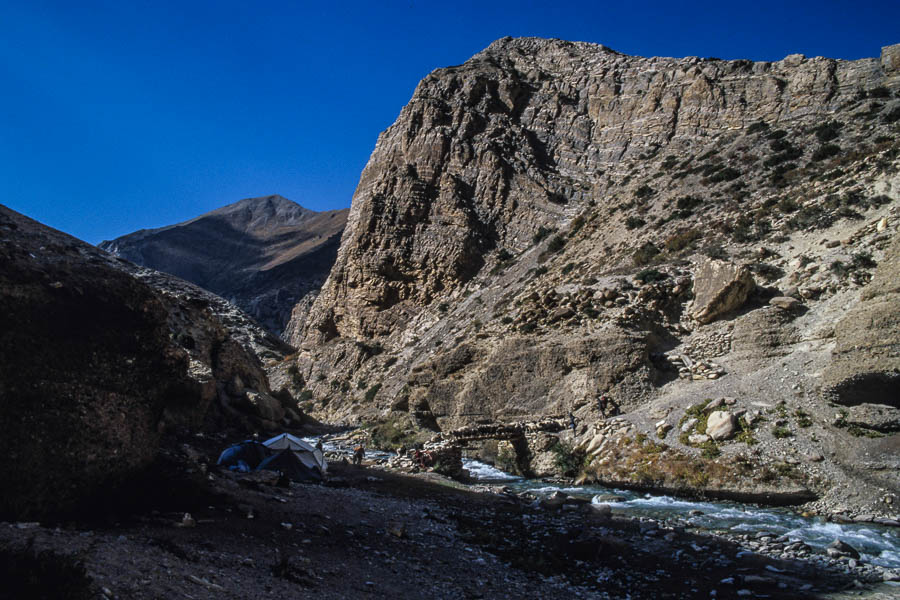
[101,195,347,334]
[279,37,900,515]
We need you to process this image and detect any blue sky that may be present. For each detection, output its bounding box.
[1,1,897,244]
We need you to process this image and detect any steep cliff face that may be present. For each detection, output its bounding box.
[101,195,347,334]
[282,38,900,511]
[289,37,899,415]
[0,204,300,519]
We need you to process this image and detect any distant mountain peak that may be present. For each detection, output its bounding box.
[99,196,349,334]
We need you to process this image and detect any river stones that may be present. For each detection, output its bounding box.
[827,539,860,559]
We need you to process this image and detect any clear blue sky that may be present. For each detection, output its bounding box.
[1,1,897,244]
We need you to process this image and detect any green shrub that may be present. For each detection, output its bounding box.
[550,440,586,476]
[533,226,553,244]
[811,144,841,161]
[814,121,842,143]
[497,249,514,262]
[384,356,398,369]
[546,235,566,253]
[625,216,646,229]
[676,196,702,211]
[364,383,381,403]
[747,121,769,134]
[699,441,720,459]
[533,265,548,276]
[664,228,701,252]
[766,129,787,140]
[632,242,661,266]
[706,166,741,183]
[703,244,728,260]
[771,425,793,439]
[561,262,576,275]
[793,409,812,428]
[635,268,667,283]
[635,184,655,200]
[298,389,313,402]
[777,197,800,213]
[519,322,537,333]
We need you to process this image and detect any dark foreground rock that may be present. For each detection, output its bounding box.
[0,205,298,520]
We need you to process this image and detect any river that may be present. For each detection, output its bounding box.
[309,436,900,570]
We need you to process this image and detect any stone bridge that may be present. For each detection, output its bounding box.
[430,417,568,444]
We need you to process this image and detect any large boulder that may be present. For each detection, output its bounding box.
[706,411,738,441]
[0,205,292,520]
[691,259,756,324]
[0,205,190,519]
[823,233,900,408]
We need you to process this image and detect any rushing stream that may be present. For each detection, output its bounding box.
[310,437,900,569]
[463,458,900,570]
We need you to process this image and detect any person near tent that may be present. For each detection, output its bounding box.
[413,448,425,469]
[353,445,365,466]
[315,439,324,452]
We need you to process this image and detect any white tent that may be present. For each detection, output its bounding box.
[262,433,327,474]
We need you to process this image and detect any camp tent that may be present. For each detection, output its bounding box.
[216,440,269,472]
[262,433,328,476]
[256,449,323,482]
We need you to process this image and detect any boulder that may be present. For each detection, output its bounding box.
[688,433,710,445]
[691,259,756,324]
[769,296,801,311]
[827,539,860,559]
[707,411,738,440]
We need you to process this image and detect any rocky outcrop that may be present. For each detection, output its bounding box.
[0,205,298,519]
[101,195,347,334]
[277,38,899,512]
[690,259,755,324]
[824,232,900,409]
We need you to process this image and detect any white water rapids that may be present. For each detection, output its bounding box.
[462,459,900,569]
[308,437,900,569]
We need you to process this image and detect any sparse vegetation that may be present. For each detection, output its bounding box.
[664,228,701,253]
[625,216,646,229]
[635,268,667,283]
[550,440,586,476]
[811,144,841,162]
[632,241,660,266]
[532,226,553,244]
[364,383,382,403]
[634,184,655,200]
[771,425,793,439]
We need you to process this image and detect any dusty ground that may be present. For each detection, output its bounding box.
[0,434,884,600]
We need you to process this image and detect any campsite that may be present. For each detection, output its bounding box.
[1,428,876,600]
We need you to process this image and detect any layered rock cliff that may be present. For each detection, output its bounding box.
[101,195,347,334]
[282,38,900,513]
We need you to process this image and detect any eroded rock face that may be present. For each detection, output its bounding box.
[283,37,899,439]
[824,232,900,409]
[691,259,756,324]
